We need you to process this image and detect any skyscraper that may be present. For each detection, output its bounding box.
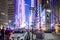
[8,0,14,21]
[30,0,42,29]
[36,0,42,29]
[14,0,26,28]
[0,0,8,26]
[29,0,37,29]
[29,0,35,28]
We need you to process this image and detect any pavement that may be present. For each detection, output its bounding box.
[3,32,60,40]
[30,32,60,40]
[44,33,55,40]
[52,32,60,36]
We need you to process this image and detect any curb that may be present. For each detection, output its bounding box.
[52,32,60,36]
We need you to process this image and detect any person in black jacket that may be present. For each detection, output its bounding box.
[0,28,2,40]
[5,28,9,40]
[5,28,9,35]
[1,27,5,40]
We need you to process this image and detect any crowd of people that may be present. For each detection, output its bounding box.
[0,27,12,40]
[0,27,44,40]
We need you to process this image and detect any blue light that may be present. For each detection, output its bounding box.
[50,10,55,27]
[50,0,57,7]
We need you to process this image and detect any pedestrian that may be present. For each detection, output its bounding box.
[51,26,55,32]
[27,30,30,40]
[0,28,2,40]
[1,27,5,40]
[9,28,12,36]
[5,28,9,40]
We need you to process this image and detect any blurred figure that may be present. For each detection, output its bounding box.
[27,29,30,40]
[0,28,2,40]
[5,28,9,40]
[1,27,5,40]
[36,27,44,40]
[51,26,55,32]
[5,28,9,35]
[9,28,12,36]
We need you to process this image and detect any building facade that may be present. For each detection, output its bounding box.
[8,0,14,22]
[0,0,8,27]
[14,0,26,28]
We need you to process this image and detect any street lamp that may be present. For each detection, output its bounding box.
[46,9,51,13]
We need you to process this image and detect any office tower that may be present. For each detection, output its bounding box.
[0,0,8,27]
[7,0,15,28]
[30,0,42,29]
[8,0,14,22]
[14,0,26,28]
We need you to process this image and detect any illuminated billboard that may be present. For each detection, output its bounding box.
[14,0,26,28]
[41,9,46,30]
[50,10,55,27]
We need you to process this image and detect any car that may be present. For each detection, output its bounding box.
[9,29,28,40]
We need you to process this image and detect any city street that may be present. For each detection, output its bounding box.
[44,33,60,40]
[0,0,60,40]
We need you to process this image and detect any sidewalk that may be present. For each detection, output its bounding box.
[30,32,60,40]
[52,32,60,36]
[44,33,55,40]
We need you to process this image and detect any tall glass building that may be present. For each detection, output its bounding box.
[14,0,26,28]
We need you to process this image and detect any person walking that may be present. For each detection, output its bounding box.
[9,28,12,36]
[1,27,5,40]
[0,28,2,40]
[5,28,9,40]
